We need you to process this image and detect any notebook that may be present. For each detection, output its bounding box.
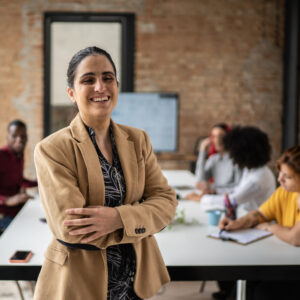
[208,228,273,245]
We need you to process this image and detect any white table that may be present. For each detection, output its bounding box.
[1,171,300,294]
[156,200,300,278]
[161,170,300,300]
[0,198,51,280]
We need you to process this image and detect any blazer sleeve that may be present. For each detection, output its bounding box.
[116,131,178,243]
[34,140,128,249]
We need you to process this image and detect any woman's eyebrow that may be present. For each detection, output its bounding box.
[102,71,115,76]
[80,71,115,78]
[80,72,95,78]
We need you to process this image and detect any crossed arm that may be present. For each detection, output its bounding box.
[34,133,177,248]
[63,206,123,244]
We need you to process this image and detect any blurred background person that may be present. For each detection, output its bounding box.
[187,123,241,201]
[207,125,276,300]
[200,126,276,212]
[0,120,37,234]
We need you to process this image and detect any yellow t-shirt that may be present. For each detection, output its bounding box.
[259,186,300,227]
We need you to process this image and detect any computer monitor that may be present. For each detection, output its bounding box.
[111,92,178,152]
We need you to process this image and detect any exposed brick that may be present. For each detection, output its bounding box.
[0,0,285,176]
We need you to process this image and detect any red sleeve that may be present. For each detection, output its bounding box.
[22,178,38,188]
[0,195,6,205]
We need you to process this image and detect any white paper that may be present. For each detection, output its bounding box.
[208,228,272,245]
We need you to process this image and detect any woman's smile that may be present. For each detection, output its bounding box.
[90,96,110,103]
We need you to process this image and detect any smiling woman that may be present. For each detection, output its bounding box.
[33,46,177,300]
[67,49,119,136]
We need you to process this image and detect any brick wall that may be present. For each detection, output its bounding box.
[0,0,284,176]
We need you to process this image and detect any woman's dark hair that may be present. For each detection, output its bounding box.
[276,145,300,175]
[212,123,231,132]
[223,126,271,169]
[67,46,117,88]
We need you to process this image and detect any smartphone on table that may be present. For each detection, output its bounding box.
[9,251,33,263]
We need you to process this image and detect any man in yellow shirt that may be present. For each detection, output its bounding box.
[219,145,300,300]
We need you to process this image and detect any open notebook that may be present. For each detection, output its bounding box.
[208,228,273,245]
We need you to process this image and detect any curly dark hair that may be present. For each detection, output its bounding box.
[223,126,271,169]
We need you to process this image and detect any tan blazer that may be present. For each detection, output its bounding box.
[33,114,177,300]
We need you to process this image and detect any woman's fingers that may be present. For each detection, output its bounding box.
[218,217,229,229]
[69,225,96,235]
[65,207,97,216]
[63,206,122,240]
[63,217,95,227]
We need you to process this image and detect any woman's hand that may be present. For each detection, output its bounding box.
[195,181,215,194]
[218,216,243,231]
[200,137,211,152]
[63,206,124,243]
[219,210,266,232]
[186,192,202,202]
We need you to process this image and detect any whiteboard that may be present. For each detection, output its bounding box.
[112,93,178,152]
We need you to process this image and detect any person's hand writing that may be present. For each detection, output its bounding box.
[218,216,242,231]
[5,193,33,207]
[63,206,124,243]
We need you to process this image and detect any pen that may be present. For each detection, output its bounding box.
[232,198,237,220]
[219,229,225,237]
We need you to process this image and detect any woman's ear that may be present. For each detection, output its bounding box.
[67,87,76,103]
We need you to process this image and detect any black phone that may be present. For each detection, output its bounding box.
[9,250,33,263]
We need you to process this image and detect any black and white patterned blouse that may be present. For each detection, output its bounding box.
[86,125,142,300]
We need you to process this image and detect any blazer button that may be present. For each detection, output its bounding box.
[141,228,146,233]
[135,228,139,234]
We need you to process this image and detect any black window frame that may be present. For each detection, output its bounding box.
[43,12,135,137]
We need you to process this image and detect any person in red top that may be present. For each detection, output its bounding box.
[0,120,37,233]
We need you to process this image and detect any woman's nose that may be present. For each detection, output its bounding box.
[94,79,105,92]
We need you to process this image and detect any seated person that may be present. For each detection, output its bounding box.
[218,145,300,300]
[191,126,276,212]
[189,123,241,200]
[0,120,37,233]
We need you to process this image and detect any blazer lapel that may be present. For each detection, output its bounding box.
[70,114,105,206]
[112,121,139,204]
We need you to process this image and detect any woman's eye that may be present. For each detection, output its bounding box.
[103,76,114,82]
[82,78,94,84]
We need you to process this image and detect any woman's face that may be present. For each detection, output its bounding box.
[67,55,118,123]
[211,127,226,152]
[278,163,300,193]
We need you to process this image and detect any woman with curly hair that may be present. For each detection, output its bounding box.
[207,126,276,300]
[218,145,300,299]
[200,126,276,212]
